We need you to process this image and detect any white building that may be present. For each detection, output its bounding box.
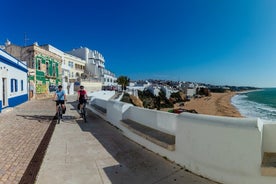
[180,82,199,97]
[41,45,86,95]
[0,49,28,112]
[103,69,117,86]
[161,85,178,99]
[146,85,161,97]
[67,47,117,87]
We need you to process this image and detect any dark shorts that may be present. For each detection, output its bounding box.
[56,100,65,106]
[79,99,87,105]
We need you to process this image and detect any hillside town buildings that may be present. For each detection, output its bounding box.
[40,44,86,95]
[68,47,117,87]
[1,40,117,99]
[0,49,28,112]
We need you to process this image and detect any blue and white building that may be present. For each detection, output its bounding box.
[0,49,28,112]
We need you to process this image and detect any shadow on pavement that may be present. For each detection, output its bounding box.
[74,107,186,184]
[16,115,54,123]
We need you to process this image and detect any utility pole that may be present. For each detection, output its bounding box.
[24,33,29,46]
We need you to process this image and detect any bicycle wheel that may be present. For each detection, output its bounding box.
[57,106,62,124]
[83,108,87,123]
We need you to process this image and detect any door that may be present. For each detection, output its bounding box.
[2,78,7,107]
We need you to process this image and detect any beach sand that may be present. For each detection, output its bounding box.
[172,92,243,117]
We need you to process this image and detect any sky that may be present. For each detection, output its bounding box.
[2,0,276,87]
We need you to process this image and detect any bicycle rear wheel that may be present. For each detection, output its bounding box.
[57,106,62,124]
[83,108,87,123]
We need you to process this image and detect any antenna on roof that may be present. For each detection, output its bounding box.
[24,33,29,46]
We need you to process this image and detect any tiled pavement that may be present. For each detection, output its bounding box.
[36,97,217,184]
[1,95,217,184]
[0,98,55,184]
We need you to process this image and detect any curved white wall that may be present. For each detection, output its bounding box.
[176,113,263,184]
[123,106,177,135]
[263,122,276,152]
[88,97,276,184]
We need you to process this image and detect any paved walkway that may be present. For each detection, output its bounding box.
[36,96,217,184]
[0,98,55,184]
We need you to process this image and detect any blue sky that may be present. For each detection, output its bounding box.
[2,0,276,87]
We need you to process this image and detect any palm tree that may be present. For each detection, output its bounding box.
[117,76,130,91]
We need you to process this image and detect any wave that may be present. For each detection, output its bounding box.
[231,93,276,121]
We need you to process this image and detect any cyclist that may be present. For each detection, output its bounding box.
[77,85,88,112]
[53,85,67,116]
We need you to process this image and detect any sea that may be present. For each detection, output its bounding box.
[231,88,276,121]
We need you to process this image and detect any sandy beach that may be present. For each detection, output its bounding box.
[175,92,243,117]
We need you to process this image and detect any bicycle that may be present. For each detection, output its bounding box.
[80,102,87,123]
[54,100,66,124]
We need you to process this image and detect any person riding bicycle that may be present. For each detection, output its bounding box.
[53,85,67,115]
[77,85,88,112]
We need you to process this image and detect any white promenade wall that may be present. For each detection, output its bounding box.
[88,90,115,100]
[123,106,177,135]
[106,100,133,127]
[263,122,276,152]
[88,96,276,184]
[91,98,106,109]
[176,113,264,184]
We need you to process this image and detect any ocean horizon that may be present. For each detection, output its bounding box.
[231,88,276,121]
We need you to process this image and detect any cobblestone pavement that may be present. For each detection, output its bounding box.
[0,98,56,184]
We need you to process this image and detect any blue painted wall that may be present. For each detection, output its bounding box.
[8,94,28,107]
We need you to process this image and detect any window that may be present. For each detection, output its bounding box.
[10,79,18,92]
[56,64,58,77]
[46,62,49,75]
[11,79,14,92]
[15,80,18,92]
[21,80,24,91]
[32,60,35,69]
[37,58,41,70]
[53,64,56,76]
[68,61,74,68]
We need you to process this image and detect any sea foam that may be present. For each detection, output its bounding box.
[231,93,276,121]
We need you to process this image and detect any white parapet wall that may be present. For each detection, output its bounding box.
[87,97,276,184]
[176,113,264,184]
[106,100,133,127]
[88,90,115,100]
[262,121,276,153]
[123,106,178,135]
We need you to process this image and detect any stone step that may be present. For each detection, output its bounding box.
[121,119,175,151]
[261,152,276,176]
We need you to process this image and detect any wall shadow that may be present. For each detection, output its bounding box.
[74,106,185,184]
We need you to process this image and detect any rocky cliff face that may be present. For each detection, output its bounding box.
[129,95,143,107]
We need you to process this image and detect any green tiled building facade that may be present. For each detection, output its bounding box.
[35,55,61,94]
